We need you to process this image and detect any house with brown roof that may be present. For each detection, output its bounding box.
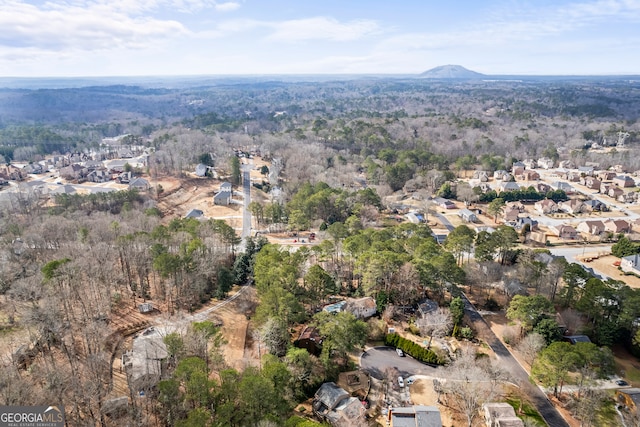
[550,224,578,240]
[558,199,585,214]
[577,220,606,236]
[503,206,520,223]
[605,219,631,234]
[581,176,602,190]
[535,199,558,215]
[517,170,540,181]
[294,326,323,356]
[606,185,624,199]
[598,171,617,181]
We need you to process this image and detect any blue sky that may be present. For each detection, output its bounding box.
[1,0,639,77]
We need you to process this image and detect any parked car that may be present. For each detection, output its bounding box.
[616,379,629,386]
[398,376,405,388]
[396,348,404,357]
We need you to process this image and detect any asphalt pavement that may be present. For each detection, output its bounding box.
[461,294,569,427]
[360,346,438,380]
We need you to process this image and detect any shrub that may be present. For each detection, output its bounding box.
[384,333,443,365]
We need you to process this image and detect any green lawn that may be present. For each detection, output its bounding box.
[505,398,546,426]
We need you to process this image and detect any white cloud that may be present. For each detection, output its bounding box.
[265,16,380,42]
[215,2,241,12]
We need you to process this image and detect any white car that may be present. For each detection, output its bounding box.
[396,348,404,357]
[398,376,405,388]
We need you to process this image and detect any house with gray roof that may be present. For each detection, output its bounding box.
[388,405,442,427]
[313,382,365,427]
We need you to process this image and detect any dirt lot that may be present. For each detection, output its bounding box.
[578,254,640,287]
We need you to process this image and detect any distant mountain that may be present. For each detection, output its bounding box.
[419,65,485,79]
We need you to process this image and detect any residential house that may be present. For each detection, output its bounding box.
[559,160,576,169]
[607,186,624,199]
[343,297,377,319]
[577,220,606,236]
[388,406,442,427]
[605,219,631,234]
[0,164,27,181]
[213,191,231,206]
[313,382,366,427]
[294,326,323,356]
[583,199,606,212]
[473,170,490,181]
[118,171,133,184]
[515,217,538,231]
[550,224,578,240]
[517,170,540,181]
[598,171,617,181]
[195,163,208,177]
[104,159,131,174]
[616,388,640,413]
[493,170,509,180]
[129,178,150,191]
[621,254,640,275]
[23,163,44,174]
[582,177,602,190]
[528,231,548,245]
[86,169,110,183]
[458,209,478,223]
[550,181,575,194]
[59,164,87,180]
[578,166,595,176]
[558,199,585,214]
[433,197,455,209]
[503,206,520,223]
[612,164,626,173]
[562,171,581,182]
[511,164,525,177]
[534,199,558,215]
[614,175,636,188]
[483,403,524,427]
[522,159,537,169]
[537,157,555,169]
[499,181,520,192]
[619,192,638,204]
[122,327,168,394]
[534,182,551,193]
[220,182,232,193]
[185,209,204,219]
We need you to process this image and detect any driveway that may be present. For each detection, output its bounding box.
[360,346,438,380]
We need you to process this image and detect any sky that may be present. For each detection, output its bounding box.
[1,0,639,77]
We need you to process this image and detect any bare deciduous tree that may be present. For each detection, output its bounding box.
[517,332,546,366]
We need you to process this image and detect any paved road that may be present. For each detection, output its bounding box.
[433,212,454,231]
[241,166,251,239]
[360,346,438,380]
[461,294,569,427]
